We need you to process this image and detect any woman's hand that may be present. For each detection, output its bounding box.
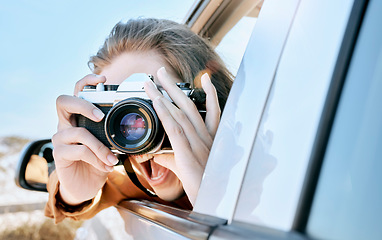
[52,74,119,206]
[144,67,221,205]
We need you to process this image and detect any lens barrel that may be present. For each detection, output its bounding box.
[105,98,164,154]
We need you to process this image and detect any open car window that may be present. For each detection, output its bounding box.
[185,0,263,77]
[215,16,257,76]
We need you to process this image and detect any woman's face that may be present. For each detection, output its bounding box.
[99,50,184,201]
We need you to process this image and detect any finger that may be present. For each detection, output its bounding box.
[144,80,162,99]
[53,144,113,173]
[156,67,211,141]
[74,74,106,96]
[151,154,175,171]
[201,73,221,138]
[145,76,212,148]
[157,96,210,159]
[152,97,206,167]
[56,95,105,130]
[52,127,118,167]
[145,80,211,152]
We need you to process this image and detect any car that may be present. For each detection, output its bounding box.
[16,0,382,239]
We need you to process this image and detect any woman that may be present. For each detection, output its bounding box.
[45,18,232,223]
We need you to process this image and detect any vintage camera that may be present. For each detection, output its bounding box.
[77,73,205,155]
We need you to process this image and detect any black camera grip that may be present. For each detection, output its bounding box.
[76,105,112,147]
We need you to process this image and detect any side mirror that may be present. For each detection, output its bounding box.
[15,139,55,192]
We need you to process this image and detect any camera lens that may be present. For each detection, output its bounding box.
[120,113,146,141]
[105,98,164,154]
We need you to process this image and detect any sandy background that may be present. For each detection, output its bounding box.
[0,136,129,240]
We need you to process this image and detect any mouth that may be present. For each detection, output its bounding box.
[138,155,169,186]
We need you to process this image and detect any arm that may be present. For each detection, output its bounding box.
[45,165,192,223]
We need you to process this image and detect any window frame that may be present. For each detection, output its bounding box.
[184,0,263,46]
[293,0,369,232]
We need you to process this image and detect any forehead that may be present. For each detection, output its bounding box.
[100,50,177,85]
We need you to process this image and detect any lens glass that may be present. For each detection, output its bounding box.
[119,113,146,141]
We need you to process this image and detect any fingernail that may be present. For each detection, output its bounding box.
[201,73,211,87]
[105,165,114,172]
[157,67,167,77]
[93,108,105,121]
[159,66,166,73]
[107,154,119,165]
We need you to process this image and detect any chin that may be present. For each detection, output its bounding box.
[153,184,185,202]
[150,166,185,201]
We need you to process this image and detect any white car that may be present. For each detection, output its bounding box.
[16,0,382,239]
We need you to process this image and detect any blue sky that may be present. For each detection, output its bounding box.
[0,0,195,139]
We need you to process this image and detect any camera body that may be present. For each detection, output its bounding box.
[77,73,201,155]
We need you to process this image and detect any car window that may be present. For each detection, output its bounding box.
[233,0,354,230]
[215,16,257,76]
[185,0,261,78]
[306,1,382,239]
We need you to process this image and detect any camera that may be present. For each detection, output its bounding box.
[77,73,205,155]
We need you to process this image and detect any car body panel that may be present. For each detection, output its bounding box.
[194,0,301,222]
[233,0,354,230]
[116,200,225,240]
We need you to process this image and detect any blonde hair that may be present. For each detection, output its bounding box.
[89,18,232,110]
